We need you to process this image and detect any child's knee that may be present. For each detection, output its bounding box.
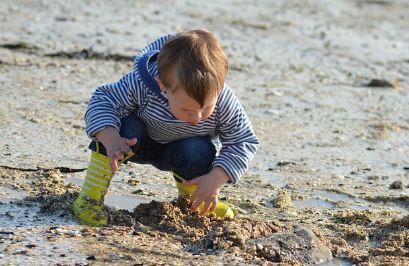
[119,114,146,141]
[175,137,216,166]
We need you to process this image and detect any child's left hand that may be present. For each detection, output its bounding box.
[183,167,230,215]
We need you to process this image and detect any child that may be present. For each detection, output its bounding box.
[72,29,259,226]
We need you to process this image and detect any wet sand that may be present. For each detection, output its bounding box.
[1,0,409,264]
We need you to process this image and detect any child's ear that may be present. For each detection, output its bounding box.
[156,77,166,92]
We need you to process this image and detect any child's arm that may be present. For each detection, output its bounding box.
[85,72,141,172]
[85,72,140,140]
[212,85,259,184]
[86,34,174,138]
[85,34,174,172]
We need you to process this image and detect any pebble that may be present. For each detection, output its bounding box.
[389,181,403,189]
[367,175,380,181]
[277,161,296,167]
[367,79,400,89]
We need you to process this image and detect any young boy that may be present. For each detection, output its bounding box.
[72,29,259,226]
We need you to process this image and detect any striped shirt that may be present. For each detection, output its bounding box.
[85,34,259,183]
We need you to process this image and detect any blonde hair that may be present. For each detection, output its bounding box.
[158,29,228,107]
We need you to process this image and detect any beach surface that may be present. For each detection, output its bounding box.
[1,0,409,264]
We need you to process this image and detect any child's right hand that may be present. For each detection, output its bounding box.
[95,127,137,173]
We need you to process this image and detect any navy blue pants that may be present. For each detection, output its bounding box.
[89,114,216,180]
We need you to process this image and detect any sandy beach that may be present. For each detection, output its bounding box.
[1,0,409,264]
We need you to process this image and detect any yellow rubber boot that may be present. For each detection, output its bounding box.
[174,173,235,219]
[72,145,133,226]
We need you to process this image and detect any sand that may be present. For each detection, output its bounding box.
[1,0,409,264]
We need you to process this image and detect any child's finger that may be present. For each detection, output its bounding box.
[190,196,204,212]
[126,138,137,147]
[199,199,212,215]
[210,196,218,212]
[121,145,133,156]
[189,190,199,204]
[109,157,118,173]
[115,151,124,161]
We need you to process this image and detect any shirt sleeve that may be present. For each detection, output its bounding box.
[85,34,174,139]
[212,85,259,184]
[84,72,141,138]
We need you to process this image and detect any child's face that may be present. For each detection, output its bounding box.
[157,78,217,125]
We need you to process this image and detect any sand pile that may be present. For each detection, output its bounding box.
[128,198,333,264]
[34,189,333,264]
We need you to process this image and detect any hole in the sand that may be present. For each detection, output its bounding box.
[293,198,334,210]
[316,191,353,202]
[105,195,150,211]
[318,258,353,266]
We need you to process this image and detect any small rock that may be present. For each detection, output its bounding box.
[277,161,296,167]
[132,189,145,194]
[389,181,404,189]
[367,175,380,181]
[86,255,97,260]
[271,191,293,209]
[0,231,14,235]
[80,228,93,236]
[67,229,81,237]
[127,179,140,186]
[367,79,400,89]
[246,227,333,264]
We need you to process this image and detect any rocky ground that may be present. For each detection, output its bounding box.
[1,0,409,265]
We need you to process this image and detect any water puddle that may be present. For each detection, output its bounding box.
[294,190,409,215]
[66,174,156,212]
[316,191,353,202]
[105,195,150,212]
[0,201,75,229]
[293,198,334,210]
[0,187,27,203]
[318,258,352,266]
[66,175,84,186]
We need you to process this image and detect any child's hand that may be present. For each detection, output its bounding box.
[183,167,230,215]
[95,127,137,173]
[105,137,137,173]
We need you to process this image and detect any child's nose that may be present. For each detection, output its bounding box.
[188,112,202,124]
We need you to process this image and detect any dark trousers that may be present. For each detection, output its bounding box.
[89,114,216,180]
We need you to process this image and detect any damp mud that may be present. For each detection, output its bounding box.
[1,0,409,265]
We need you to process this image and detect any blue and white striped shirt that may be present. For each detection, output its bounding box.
[85,34,259,183]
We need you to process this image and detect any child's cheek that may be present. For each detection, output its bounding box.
[170,107,184,121]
